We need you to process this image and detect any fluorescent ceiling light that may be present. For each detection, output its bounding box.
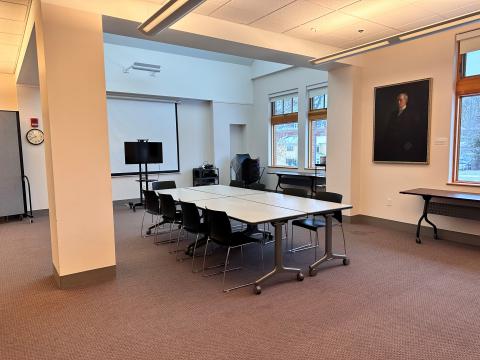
[311,41,390,65]
[310,10,480,66]
[398,11,480,41]
[138,0,206,35]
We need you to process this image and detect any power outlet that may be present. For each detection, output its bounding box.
[386,198,393,206]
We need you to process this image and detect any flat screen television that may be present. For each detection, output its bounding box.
[124,142,163,164]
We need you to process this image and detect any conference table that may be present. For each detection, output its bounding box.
[156,185,352,294]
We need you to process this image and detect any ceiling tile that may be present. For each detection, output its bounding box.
[0,1,28,21]
[226,0,294,13]
[193,0,231,16]
[289,12,359,35]
[307,0,361,10]
[208,5,259,24]
[209,0,294,24]
[0,32,22,46]
[0,18,25,34]
[3,0,29,4]
[0,61,15,73]
[251,0,332,33]
[0,43,19,62]
[340,0,416,21]
[411,0,480,17]
[369,4,445,30]
[440,2,480,19]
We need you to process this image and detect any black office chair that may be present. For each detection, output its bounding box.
[178,201,209,270]
[291,192,347,260]
[267,187,308,246]
[229,180,245,188]
[141,190,161,239]
[248,182,266,191]
[283,187,308,197]
[202,209,263,293]
[156,194,182,246]
[152,180,176,190]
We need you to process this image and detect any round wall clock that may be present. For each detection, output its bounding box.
[26,128,44,145]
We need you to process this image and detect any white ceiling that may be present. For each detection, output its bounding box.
[188,0,480,49]
[0,0,30,73]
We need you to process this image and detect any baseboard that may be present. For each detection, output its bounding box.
[53,264,116,289]
[346,214,480,247]
[32,209,49,217]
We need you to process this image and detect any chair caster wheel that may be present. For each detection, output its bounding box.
[146,230,152,236]
[416,238,422,244]
[343,258,350,266]
[297,272,304,281]
[254,285,262,295]
[309,267,317,277]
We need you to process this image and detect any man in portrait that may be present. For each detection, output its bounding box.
[375,89,428,163]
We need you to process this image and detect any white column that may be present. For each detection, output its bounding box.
[35,2,116,287]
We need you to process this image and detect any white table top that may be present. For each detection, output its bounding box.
[155,188,226,202]
[238,192,352,215]
[188,184,264,197]
[191,196,305,225]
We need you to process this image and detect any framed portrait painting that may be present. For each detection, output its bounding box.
[373,78,431,164]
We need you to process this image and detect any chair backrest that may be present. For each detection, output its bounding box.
[283,187,308,197]
[158,194,177,219]
[314,191,343,223]
[248,182,266,191]
[152,181,176,190]
[205,209,232,246]
[229,180,244,188]
[180,201,201,233]
[143,190,160,215]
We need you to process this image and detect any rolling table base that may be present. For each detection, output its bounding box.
[254,221,304,295]
[309,214,349,276]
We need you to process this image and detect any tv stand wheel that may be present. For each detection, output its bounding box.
[254,285,262,295]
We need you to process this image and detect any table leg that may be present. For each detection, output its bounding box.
[416,196,439,244]
[275,175,282,192]
[253,220,304,294]
[308,214,349,276]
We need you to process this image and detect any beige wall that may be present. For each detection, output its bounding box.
[351,23,480,235]
[35,2,116,276]
[0,74,18,110]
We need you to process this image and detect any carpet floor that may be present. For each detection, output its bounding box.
[0,206,479,360]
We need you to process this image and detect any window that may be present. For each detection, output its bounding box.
[308,87,328,168]
[271,94,298,167]
[453,30,480,184]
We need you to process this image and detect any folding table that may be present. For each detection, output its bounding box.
[238,192,353,276]
[191,196,306,294]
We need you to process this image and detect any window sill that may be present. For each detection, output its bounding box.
[447,181,480,188]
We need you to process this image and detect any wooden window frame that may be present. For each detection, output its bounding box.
[451,49,480,186]
[307,98,327,169]
[270,99,299,168]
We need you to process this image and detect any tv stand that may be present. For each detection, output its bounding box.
[129,162,150,212]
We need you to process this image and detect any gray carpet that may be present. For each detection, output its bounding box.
[0,206,479,360]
